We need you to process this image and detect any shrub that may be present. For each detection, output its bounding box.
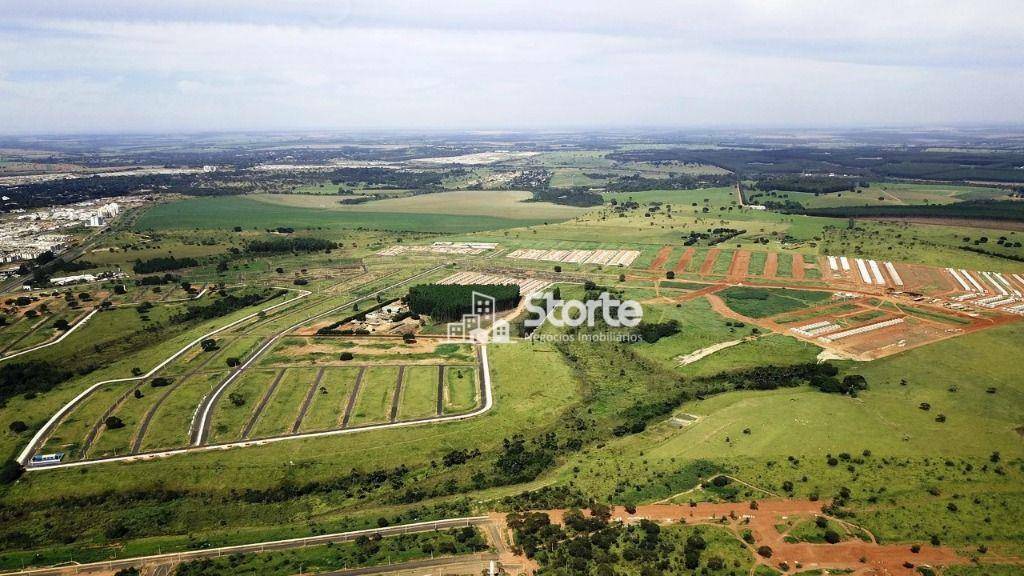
[105,416,125,429]
[340,352,354,361]
[8,421,28,433]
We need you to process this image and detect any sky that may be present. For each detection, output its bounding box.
[1,0,1022,133]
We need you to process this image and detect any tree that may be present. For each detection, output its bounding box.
[0,459,24,485]
[228,392,246,407]
[824,529,841,544]
[756,545,773,558]
[340,352,354,361]
[554,265,562,273]
[200,338,218,352]
[53,318,70,331]
[8,421,28,434]
[105,416,125,429]
[226,357,241,367]
[666,270,675,279]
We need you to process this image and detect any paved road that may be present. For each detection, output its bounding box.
[315,553,497,576]
[16,288,312,467]
[2,517,491,576]
[20,262,496,471]
[191,263,449,446]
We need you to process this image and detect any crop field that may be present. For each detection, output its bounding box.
[134,194,564,233]
[251,190,588,220]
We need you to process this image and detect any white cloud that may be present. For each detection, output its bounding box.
[0,1,1022,132]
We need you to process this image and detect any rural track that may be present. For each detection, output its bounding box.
[16,287,312,467]
[2,517,493,576]
[436,365,445,415]
[0,308,97,361]
[125,334,245,455]
[101,303,299,457]
[26,344,493,471]
[291,366,326,433]
[340,367,365,428]
[240,368,286,439]
[389,366,405,422]
[191,263,447,446]
[315,553,497,576]
[0,316,49,354]
[23,261,500,471]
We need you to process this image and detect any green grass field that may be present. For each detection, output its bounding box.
[134,194,580,234]
[397,365,441,420]
[444,366,477,414]
[718,287,833,318]
[298,367,359,432]
[348,366,399,426]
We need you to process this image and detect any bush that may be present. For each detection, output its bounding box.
[226,357,241,367]
[757,545,773,558]
[8,421,28,433]
[340,352,354,361]
[0,459,24,485]
[105,416,125,429]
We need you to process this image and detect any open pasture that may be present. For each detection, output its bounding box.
[133,194,571,234]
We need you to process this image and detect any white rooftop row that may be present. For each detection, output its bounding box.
[829,255,903,286]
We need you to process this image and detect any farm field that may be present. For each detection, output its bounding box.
[133,193,578,233]
[3,131,1024,576]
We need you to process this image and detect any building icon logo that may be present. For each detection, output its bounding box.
[446,291,512,344]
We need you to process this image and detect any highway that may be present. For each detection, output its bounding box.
[1,517,492,576]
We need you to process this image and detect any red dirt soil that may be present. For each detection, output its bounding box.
[648,245,673,270]
[791,254,806,280]
[727,250,751,281]
[763,252,779,278]
[700,248,721,276]
[673,247,696,273]
[537,501,969,576]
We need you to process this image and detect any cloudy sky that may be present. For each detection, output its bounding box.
[1,0,1022,133]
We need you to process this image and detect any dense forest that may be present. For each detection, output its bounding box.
[132,256,199,274]
[607,146,1024,182]
[797,199,1024,222]
[244,237,336,254]
[406,284,520,322]
[326,167,451,190]
[529,188,604,207]
[753,175,861,194]
[604,173,734,192]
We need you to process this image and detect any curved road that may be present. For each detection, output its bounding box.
[2,517,492,576]
[21,262,499,471]
[16,288,312,467]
